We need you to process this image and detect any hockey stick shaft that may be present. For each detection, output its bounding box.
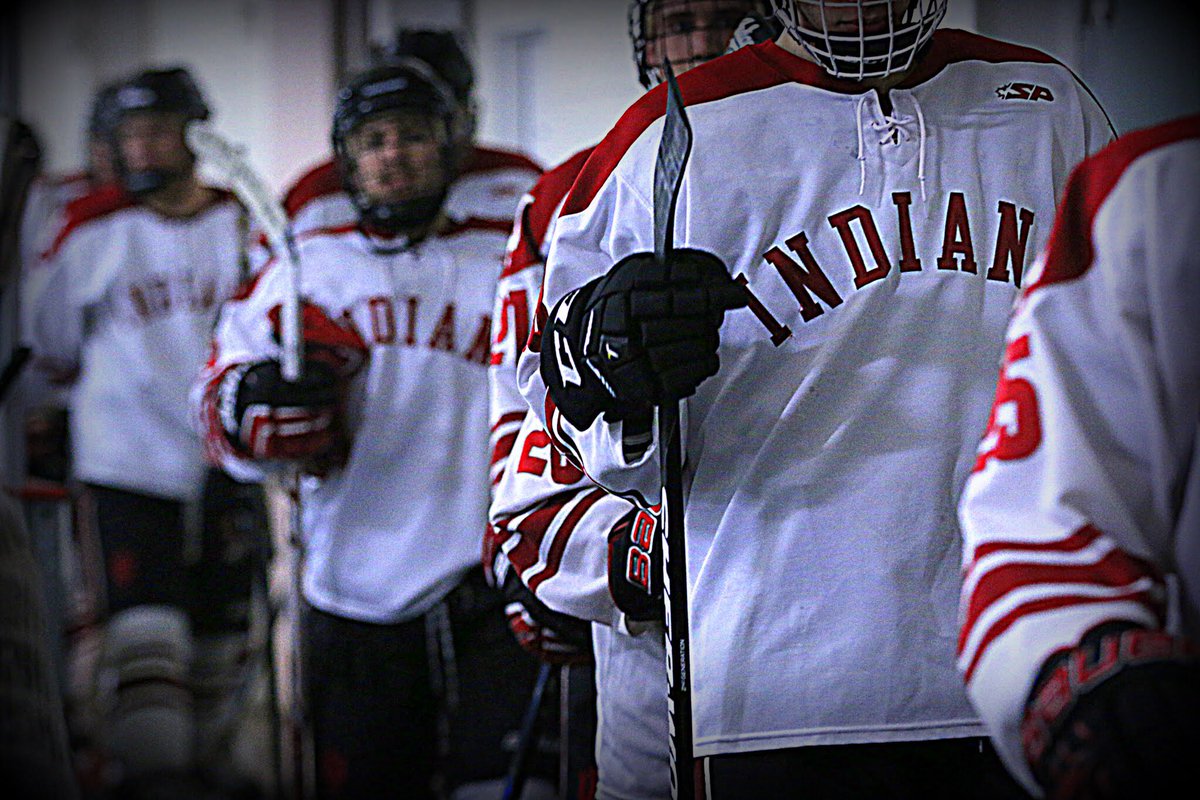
[653,60,696,800]
[502,661,555,800]
[186,125,312,796]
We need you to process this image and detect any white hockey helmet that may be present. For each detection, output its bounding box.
[771,0,947,80]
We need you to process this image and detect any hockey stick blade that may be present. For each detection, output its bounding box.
[653,60,696,800]
[186,123,303,382]
[653,66,693,264]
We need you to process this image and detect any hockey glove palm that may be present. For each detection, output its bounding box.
[542,248,747,429]
[218,359,342,463]
[1021,622,1200,799]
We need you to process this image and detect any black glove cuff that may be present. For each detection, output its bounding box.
[607,507,663,624]
[541,278,619,429]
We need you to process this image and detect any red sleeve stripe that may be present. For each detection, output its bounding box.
[491,432,519,467]
[491,411,526,434]
[966,524,1106,567]
[527,488,608,593]
[960,546,1163,654]
[462,145,542,176]
[1026,114,1200,296]
[43,186,139,259]
[283,160,342,217]
[960,587,1164,684]
[500,502,567,574]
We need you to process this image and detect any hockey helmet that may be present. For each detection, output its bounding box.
[629,0,773,88]
[332,61,459,235]
[380,28,478,155]
[771,0,947,80]
[109,67,211,195]
[87,81,124,138]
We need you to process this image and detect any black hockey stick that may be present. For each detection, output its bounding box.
[502,660,555,800]
[653,60,696,800]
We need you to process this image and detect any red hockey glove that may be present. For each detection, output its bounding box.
[607,507,662,624]
[217,359,342,463]
[1022,621,1200,800]
[501,570,592,666]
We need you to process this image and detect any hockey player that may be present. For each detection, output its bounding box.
[30,67,262,795]
[19,81,123,483]
[957,115,1200,799]
[520,0,1115,795]
[281,28,541,240]
[201,61,549,800]
[488,3,777,797]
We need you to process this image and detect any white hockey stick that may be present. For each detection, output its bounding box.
[186,123,312,798]
[186,123,303,381]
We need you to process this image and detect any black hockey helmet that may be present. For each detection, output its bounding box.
[332,61,459,235]
[109,67,211,195]
[628,0,774,88]
[111,67,211,125]
[383,29,474,104]
[379,28,477,155]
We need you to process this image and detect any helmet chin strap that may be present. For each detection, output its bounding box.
[123,168,182,196]
[355,189,448,239]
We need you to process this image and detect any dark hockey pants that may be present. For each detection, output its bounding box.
[302,567,552,800]
[699,737,1031,799]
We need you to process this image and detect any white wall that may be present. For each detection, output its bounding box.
[19,0,334,193]
[471,0,654,169]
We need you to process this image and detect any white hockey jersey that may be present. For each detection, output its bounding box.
[32,187,245,501]
[202,220,507,623]
[957,115,1200,796]
[518,33,1114,757]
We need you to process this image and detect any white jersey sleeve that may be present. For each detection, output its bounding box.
[957,116,1200,795]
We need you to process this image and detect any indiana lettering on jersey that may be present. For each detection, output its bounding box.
[127,272,221,321]
[361,294,492,365]
[740,191,1036,345]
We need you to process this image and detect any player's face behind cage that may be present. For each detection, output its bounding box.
[774,0,947,79]
[343,110,450,208]
[114,110,195,192]
[635,0,766,87]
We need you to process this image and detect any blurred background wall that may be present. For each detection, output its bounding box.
[8,0,1198,192]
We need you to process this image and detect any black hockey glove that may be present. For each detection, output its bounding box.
[1021,621,1200,800]
[541,248,747,429]
[607,507,662,624]
[501,569,593,666]
[217,359,342,463]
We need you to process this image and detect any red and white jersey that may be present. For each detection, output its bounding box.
[32,187,245,500]
[20,172,96,337]
[283,145,542,238]
[489,147,638,624]
[202,220,507,623]
[957,116,1200,795]
[518,33,1114,757]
